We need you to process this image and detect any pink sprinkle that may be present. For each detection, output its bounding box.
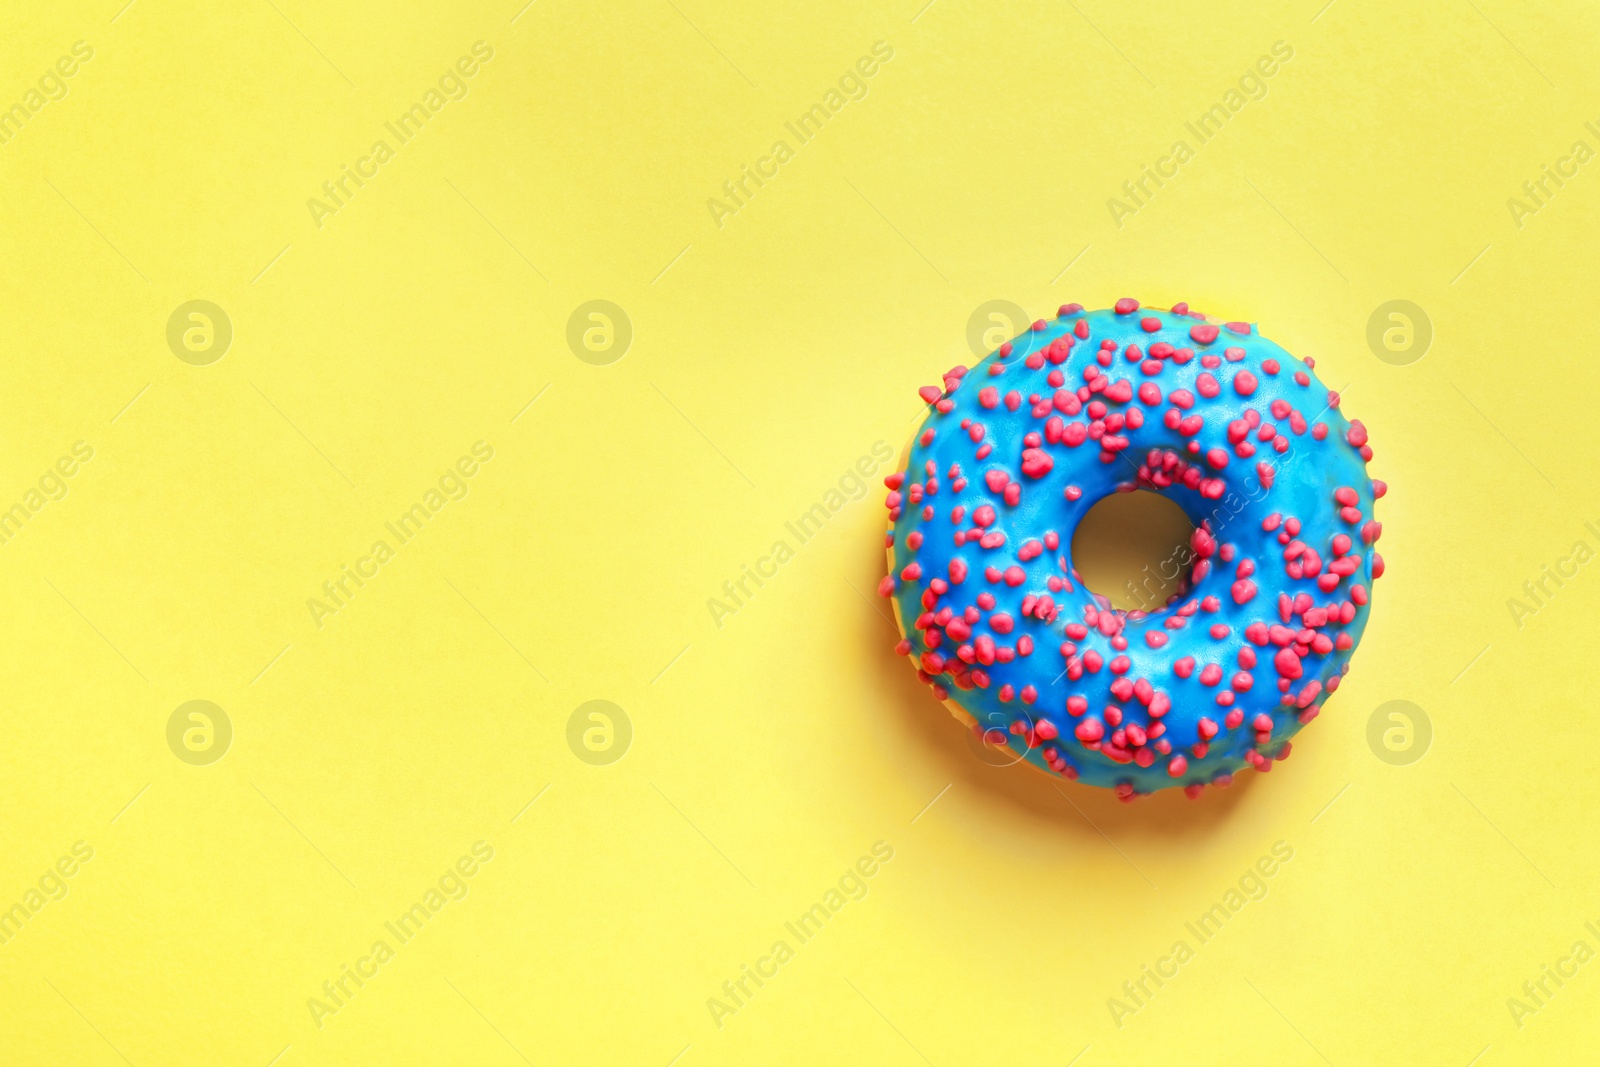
[1273,647,1303,679]
[1234,370,1258,395]
[1020,449,1053,478]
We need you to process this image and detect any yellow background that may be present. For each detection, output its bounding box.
[2,0,1596,1063]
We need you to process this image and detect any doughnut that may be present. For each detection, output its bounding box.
[879,300,1384,800]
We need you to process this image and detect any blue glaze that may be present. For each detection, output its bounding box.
[887,304,1377,796]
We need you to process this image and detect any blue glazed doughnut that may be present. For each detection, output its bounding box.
[879,300,1385,800]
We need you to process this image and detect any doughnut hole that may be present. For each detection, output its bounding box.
[1070,490,1197,612]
